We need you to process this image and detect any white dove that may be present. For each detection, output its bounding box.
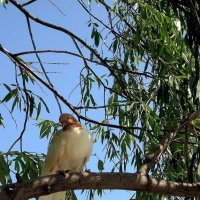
[39,113,93,200]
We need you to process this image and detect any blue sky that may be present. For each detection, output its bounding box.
[0,1,135,199]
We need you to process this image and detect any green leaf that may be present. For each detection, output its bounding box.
[1,88,18,103]
[40,123,51,138]
[1,92,13,103]
[29,95,35,117]
[196,79,200,100]
[97,189,103,197]
[133,34,140,46]
[40,98,50,113]
[3,83,11,92]
[98,160,104,171]
[113,38,118,53]
[0,0,9,8]
[0,155,11,185]
[90,94,96,106]
[93,23,99,27]
[124,51,129,64]
[94,30,100,47]
[91,27,95,39]
[14,160,20,172]
[11,96,19,113]
[36,102,41,120]
[0,114,5,128]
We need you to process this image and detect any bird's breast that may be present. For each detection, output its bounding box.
[57,127,93,170]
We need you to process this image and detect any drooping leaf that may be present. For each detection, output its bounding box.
[98,159,104,171]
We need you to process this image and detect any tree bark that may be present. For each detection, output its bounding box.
[0,172,200,200]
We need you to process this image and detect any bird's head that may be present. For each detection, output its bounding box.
[59,113,80,130]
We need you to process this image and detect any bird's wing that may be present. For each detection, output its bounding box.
[41,130,66,176]
[78,155,91,172]
[39,130,66,200]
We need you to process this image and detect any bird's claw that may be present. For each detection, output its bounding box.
[85,169,91,173]
[56,169,72,176]
[56,170,65,176]
[65,169,72,173]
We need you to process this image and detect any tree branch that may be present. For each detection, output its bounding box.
[77,0,124,40]
[13,50,103,65]
[8,67,29,152]
[13,50,154,78]
[26,16,62,114]
[21,0,37,7]
[0,45,141,139]
[8,0,112,70]
[0,172,200,199]
[138,110,199,175]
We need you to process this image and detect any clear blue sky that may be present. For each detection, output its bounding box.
[0,1,134,199]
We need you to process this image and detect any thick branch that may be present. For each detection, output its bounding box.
[0,172,200,199]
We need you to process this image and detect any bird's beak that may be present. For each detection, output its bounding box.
[61,122,67,128]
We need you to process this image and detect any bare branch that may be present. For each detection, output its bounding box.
[74,103,130,110]
[26,16,62,114]
[13,50,102,65]
[21,0,37,7]
[47,0,65,16]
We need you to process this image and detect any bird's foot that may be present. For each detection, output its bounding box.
[56,170,66,176]
[65,169,72,173]
[85,169,91,173]
[56,169,72,176]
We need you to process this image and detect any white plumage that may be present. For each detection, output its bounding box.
[39,114,93,200]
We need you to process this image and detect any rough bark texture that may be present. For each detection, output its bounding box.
[0,172,200,200]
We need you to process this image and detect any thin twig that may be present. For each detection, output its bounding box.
[13,50,154,78]
[74,103,130,110]
[0,45,141,139]
[8,69,29,152]
[21,0,37,7]
[30,61,69,65]
[26,16,62,114]
[13,50,103,65]
[47,0,65,16]
[77,0,123,40]
[9,0,112,69]
[2,103,18,130]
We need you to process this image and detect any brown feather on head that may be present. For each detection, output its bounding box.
[59,113,81,130]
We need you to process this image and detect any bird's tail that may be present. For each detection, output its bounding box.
[38,191,66,200]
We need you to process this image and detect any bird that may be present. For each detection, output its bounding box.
[39,113,93,200]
